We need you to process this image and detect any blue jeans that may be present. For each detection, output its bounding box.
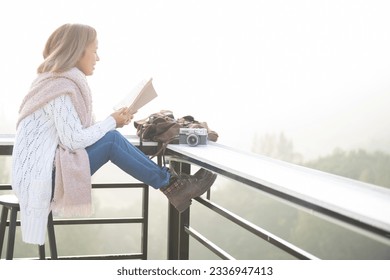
[85,130,170,189]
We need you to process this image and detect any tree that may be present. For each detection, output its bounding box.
[252,132,390,189]
[252,132,303,164]
[305,148,390,189]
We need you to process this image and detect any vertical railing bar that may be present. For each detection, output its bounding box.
[178,208,190,259]
[206,189,211,200]
[141,184,149,260]
[167,160,181,259]
[166,160,191,260]
[167,204,180,259]
[178,162,191,260]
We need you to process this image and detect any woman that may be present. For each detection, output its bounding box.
[11,23,216,245]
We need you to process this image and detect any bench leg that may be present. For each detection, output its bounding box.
[47,212,58,259]
[6,207,18,260]
[39,244,46,260]
[0,207,9,258]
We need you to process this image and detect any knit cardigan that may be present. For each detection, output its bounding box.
[12,67,116,245]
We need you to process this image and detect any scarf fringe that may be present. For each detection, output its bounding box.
[51,203,93,217]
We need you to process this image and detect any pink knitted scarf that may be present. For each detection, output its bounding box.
[17,67,93,216]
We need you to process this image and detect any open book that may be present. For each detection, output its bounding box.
[113,78,158,113]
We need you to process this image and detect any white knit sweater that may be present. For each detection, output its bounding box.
[12,75,116,245]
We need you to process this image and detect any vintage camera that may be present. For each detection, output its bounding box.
[179,128,208,146]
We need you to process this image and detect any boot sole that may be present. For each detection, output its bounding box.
[191,172,217,198]
[167,171,217,213]
[175,199,192,213]
[175,174,216,213]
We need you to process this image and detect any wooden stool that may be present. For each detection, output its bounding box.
[0,194,58,260]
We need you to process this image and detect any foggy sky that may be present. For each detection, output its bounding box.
[1,0,390,159]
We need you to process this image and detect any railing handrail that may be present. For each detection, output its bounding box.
[166,142,390,241]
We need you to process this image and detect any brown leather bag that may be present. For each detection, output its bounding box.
[134,110,180,143]
[134,110,218,155]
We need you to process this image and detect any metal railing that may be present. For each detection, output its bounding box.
[166,160,318,260]
[165,143,390,260]
[0,135,153,260]
[1,135,390,260]
[0,182,149,260]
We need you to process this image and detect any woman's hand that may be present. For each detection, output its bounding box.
[111,108,135,128]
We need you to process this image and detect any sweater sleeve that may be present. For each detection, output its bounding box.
[49,94,116,150]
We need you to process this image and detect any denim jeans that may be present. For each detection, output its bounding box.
[85,130,170,189]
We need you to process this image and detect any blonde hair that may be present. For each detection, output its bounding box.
[37,23,97,73]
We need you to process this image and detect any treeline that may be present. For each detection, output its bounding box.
[305,148,390,189]
[253,132,390,189]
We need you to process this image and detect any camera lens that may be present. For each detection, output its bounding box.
[186,134,199,146]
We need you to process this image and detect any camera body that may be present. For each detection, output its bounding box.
[179,128,208,146]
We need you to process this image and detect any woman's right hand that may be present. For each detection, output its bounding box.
[111,108,134,128]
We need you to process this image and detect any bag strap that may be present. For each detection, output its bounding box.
[149,133,181,168]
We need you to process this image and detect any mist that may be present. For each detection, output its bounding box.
[1,0,390,161]
[1,0,390,260]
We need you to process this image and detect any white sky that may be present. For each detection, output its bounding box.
[1,0,390,158]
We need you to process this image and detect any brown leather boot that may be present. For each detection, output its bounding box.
[193,168,209,179]
[160,170,217,212]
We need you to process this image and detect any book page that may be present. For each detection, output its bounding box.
[113,78,158,113]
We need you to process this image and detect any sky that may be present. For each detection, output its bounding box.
[1,0,390,159]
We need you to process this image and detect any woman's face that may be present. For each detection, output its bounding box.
[77,39,99,75]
